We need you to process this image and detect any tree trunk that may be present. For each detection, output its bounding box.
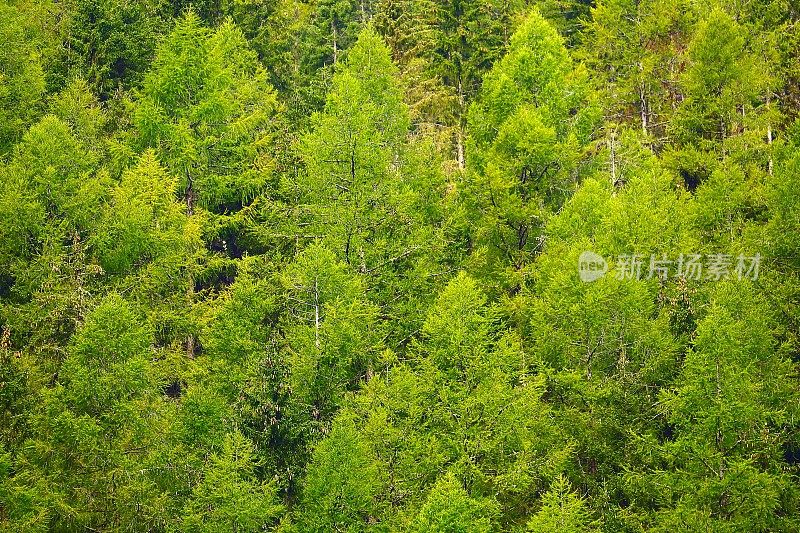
[456,79,465,169]
[767,94,774,176]
[332,20,338,64]
[314,278,320,350]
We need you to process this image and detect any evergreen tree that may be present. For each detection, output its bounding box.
[466,9,599,291]
[297,417,384,531]
[413,473,498,532]
[2,2,800,531]
[182,431,284,532]
[525,475,597,533]
[300,25,409,270]
[0,2,47,155]
[133,11,281,217]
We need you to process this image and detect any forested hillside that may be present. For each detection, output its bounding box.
[2,0,800,531]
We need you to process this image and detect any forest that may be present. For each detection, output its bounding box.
[2,0,800,530]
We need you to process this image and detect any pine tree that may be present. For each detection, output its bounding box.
[56,0,167,97]
[0,1,47,154]
[94,150,195,275]
[16,294,166,531]
[182,431,284,532]
[525,475,597,532]
[412,473,498,532]
[298,417,384,532]
[133,11,281,216]
[279,243,380,430]
[300,25,409,270]
[652,283,799,531]
[466,9,599,291]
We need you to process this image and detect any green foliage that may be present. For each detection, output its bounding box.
[466,9,600,290]
[298,418,384,532]
[279,243,380,425]
[95,150,194,274]
[134,10,281,213]
[57,0,167,97]
[651,283,798,531]
[525,475,596,532]
[583,0,692,143]
[59,293,152,415]
[0,2,47,154]
[14,294,166,531]
[6,113,103,230]
[2,2,800,532]
[300,26,409,268]
[413,474,498,532]
[182,431,284,532]
[670,8,771,148]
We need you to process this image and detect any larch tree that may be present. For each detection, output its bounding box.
[466,9,599,292]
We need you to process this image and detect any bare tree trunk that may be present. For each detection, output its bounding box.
[638,63,648,134]
[609,129,618,192]
[314,278,320,350]
[186,169,195,358]
[456,79,465,169]
[456,129,464,170]
[767,94,774,176]
[640,90,648,134]
[332,20,338,64]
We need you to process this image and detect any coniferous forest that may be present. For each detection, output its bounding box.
[3,0,800,530]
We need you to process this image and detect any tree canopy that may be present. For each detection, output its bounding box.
[2,1,800,531]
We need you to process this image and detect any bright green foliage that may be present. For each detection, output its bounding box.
[176,384,235,455]
[0,2,47,154]
[671,8,771,149]
[299,26,455,346]
[308,273,571,528]
[183,431,284,532]
[50,79,108,146]
[301,26,409,269]
[650,283,798,531]
[466,9,599,290]
[583,0,692,143]
[59,294,152,414]
[1,2,800,532]
[5,114,103,230]
[279,243,380,425]
[298,418,384,532]
[94,150,194,274]
[16,294,164,531]
[763,150,800,270]
[413,474,498,532]
[202,263,276,392]
[376,0,527,161]
[0,89,109,341]
[134,11,281,213]
[91,147,201,351]
[421,271,491,375]
[525,475,596,532]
